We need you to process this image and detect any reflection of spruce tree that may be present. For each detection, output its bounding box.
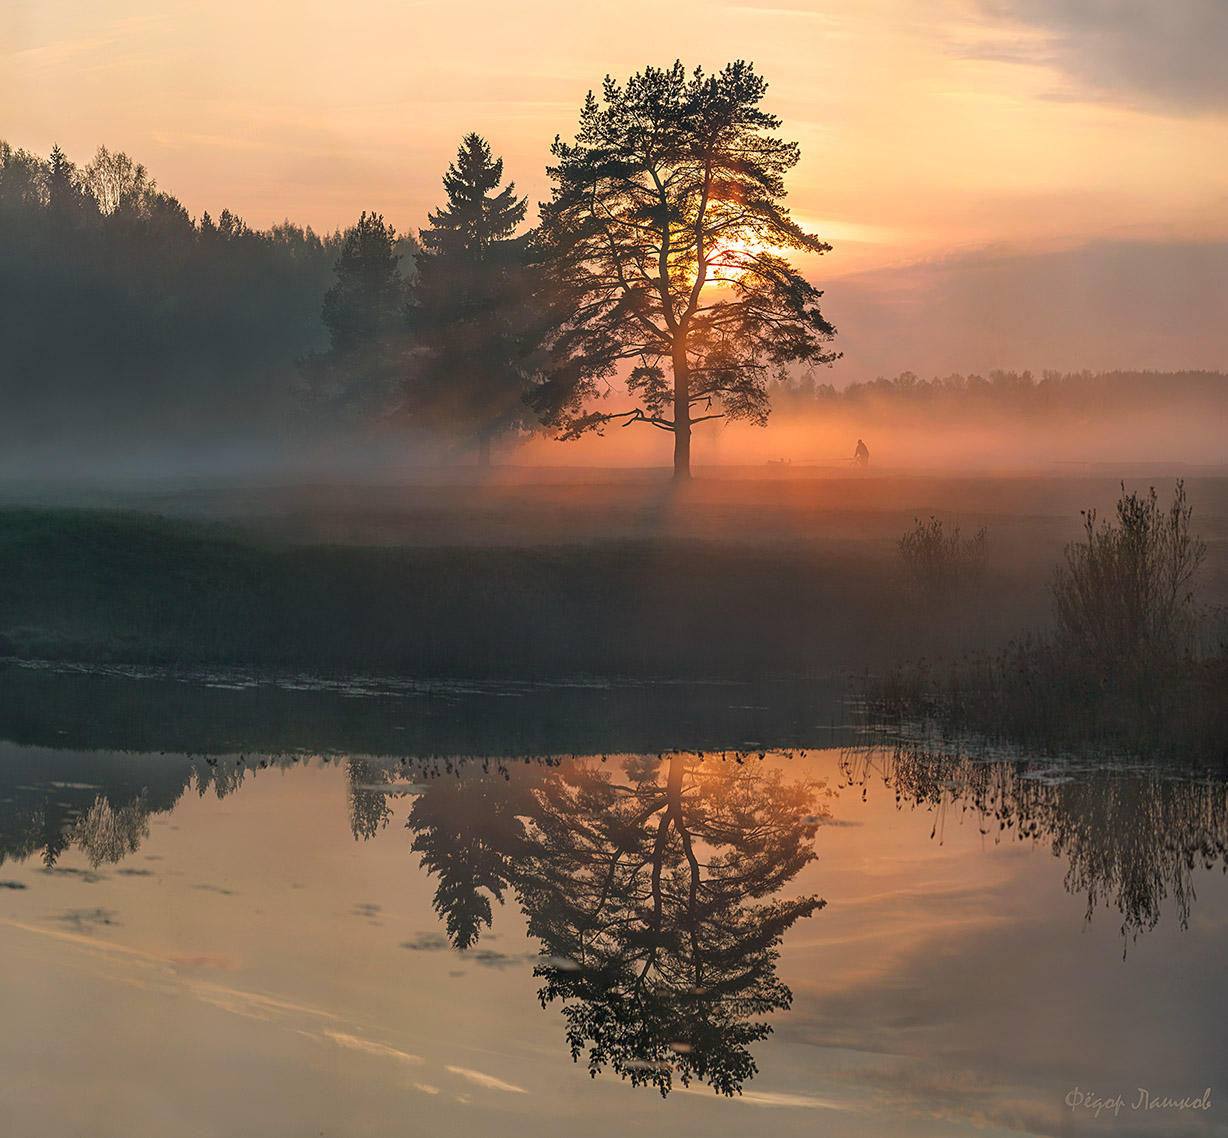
[400,754,828,1095]
[407,768,534,949]
[844,746,1228,941]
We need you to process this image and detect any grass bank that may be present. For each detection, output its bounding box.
[0,506,1030,680]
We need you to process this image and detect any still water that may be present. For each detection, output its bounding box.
[0,671,1225,1138]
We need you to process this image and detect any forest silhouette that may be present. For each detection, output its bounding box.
[5,101,1220,471]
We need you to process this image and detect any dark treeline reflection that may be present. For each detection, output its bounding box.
[0,744,264,870]
[354,753,829,1096]
[842,745,1228,942]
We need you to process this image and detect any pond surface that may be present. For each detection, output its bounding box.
[0,672,1225,1138]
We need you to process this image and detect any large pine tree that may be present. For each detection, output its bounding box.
[530,62,839,480]
[406,134,534,467]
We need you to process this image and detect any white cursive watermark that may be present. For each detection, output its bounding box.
[1065,1086,1212,1118]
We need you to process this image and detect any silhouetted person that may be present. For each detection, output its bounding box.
[853,439,869,469]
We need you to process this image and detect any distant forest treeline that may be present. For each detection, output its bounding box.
[3,139,1223,453]
[0,139,411,442]
[771,368,1228,414]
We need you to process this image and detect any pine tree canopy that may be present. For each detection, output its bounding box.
[528,61,839,479]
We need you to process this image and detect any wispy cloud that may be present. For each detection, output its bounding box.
[9,16,172,74]
[723,5,842,22]
[962,0,1228,115]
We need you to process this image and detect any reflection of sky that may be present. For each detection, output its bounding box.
[0,751,1224,1137]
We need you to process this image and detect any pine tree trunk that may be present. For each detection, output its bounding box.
[672,342,691,481]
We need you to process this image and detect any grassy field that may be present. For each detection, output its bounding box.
[2,473,1224,681]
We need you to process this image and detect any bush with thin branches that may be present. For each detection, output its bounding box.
[870,482,1224,761]
[1050,481,1206,679]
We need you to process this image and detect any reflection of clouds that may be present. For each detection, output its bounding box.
[825,1061,1051,1136]
[3,919,241,971]
[189,980,342,1023]
[767,770,1228,1137]
[321,1031,422,1067]
[444,1065,527,1094]
[4,918,531,1103]
[779,907,1228,1136]
[676,1084,855,1110]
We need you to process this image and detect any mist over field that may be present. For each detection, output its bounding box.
[519,371,1228,473]
[3,369,1223,497]
[4,137,1225,494]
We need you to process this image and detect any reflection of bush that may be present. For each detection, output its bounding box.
[843,745,1228,943]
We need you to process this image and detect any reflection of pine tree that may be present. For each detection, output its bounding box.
[521,755,826,1096]
[402,754,829,1095]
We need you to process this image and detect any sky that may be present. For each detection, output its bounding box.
[3,0,1227,378]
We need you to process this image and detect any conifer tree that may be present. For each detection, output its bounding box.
[296,210,412,419]
[406,134,533,467]
[530,62,839,480]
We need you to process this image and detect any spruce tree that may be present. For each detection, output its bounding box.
[406,134,533,467]
[296,211,412,419]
